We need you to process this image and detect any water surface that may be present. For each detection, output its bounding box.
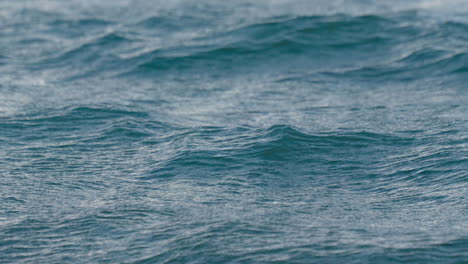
[1,0,467,263]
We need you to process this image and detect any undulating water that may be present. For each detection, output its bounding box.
[1,0,467,263]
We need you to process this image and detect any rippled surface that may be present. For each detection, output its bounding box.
[1,0,467,263]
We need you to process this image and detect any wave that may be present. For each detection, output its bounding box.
[0,55,7,65]
[323,51,468,81]
[19,9,468,82]
[120,14,400,75]
[8,111,458,174]
[31,32,133,81]
[2,118,466,264]
[0,105,170,146]
[140,125,463,185]
[2,2,467,263]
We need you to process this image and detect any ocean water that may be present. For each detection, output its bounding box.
[1,0,467,263]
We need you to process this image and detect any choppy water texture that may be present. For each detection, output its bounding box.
[1,0,467,263]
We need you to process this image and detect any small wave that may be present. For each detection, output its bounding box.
[136,14,210,32]
[0,54,7,65]
[141,125,416,181]
[49,18,113,29]
[231,125,414,162]
[21,105,151,121]
[0,105,167,146]
[322,50,468,81]
[33,32,131,70]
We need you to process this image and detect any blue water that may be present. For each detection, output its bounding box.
[1,0,467,263]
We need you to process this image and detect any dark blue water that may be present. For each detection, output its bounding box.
[1,0,467,263]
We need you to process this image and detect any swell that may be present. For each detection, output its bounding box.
[23,11,468,81]
[3,108,464,186]
[141,125,465,193]
[121,14,398,76]
[2,117,466,263]
[151,18,453,81]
